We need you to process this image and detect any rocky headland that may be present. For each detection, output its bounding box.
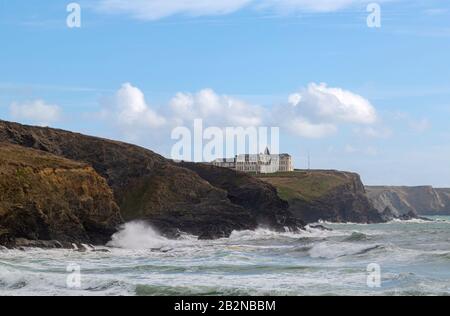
[257,171,396,224]
[0,120,406,248]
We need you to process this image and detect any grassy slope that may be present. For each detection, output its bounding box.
[256,170,352,203]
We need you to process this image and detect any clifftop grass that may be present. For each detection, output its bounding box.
[256,170,353,202]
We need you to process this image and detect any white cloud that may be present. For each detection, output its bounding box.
[287,117,337,138]
[94,0,374,20]
[115,83,166,128]
[289,83,377,124]
[99,82,377,141]
[99,84,264,142]
[169,89,264,127]
[10,100,61,126]
[257,0,367,13]
[95,0,252,20]
[279,82,377,138]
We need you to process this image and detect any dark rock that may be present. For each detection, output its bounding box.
[180,162,303,232]
[0,143,123,247]
[0,120,301,241]
[258,171,387,224]
[308,224,332,231]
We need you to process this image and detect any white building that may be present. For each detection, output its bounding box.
[212,148,294,174]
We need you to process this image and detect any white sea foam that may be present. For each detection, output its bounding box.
[308,242,382,259]
[388,218,433,224]
[107,221,174,250]
[2,216,450,296]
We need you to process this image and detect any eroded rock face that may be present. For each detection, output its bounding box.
[366,186,450,216]
[0,143,123,247]
[258,171,392,224]
[0,120,291,239]
[180,162,303,231]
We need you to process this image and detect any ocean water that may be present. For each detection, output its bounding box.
[1,217,450,296]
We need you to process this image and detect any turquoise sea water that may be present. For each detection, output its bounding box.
[1,216,449,296]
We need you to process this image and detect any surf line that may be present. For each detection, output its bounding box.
[174,300,208,314]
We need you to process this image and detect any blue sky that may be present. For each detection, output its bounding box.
[1,0,450,186]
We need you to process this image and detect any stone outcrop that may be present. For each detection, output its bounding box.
[258,171,395,224]
[180,162,303,235]
[0,120,300,241]
[0,143,122,248]
[0,119,400,247]
[366,186,450,216]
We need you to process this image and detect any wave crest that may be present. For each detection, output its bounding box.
[107,222,173,250]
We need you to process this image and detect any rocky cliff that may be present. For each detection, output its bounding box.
[0,120,396,247]
[180,162,303,236]
[0,120,298,241]
[366,186,450,216]
[258,171,395,224]
[0,143,122,248]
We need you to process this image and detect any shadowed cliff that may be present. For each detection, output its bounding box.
[257,171,394,224]
[0,120,297,241]
[0,120,397,247]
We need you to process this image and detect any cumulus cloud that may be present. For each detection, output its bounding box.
[94,0,373,20]
[10,100,61,126]
[288,83,377,124]
[277,83,377,138]
[169,89,264,127]
[99,84,264,142]
[99,82,378,141]
[114,83,166,128]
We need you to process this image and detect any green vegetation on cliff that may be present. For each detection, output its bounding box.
[257,170,385,224]
[0,120,294,240]
[256,171,350,202]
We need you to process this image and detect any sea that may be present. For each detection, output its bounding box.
[1,216,450,296]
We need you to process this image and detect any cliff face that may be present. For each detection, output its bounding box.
[0,120,295,240]
[258,171,390,224]
[180,163,303,235]
[0,120,393,245]
[366,186,450,216]
[0,143,122,248]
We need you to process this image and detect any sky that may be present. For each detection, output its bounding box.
[1,0,450,186]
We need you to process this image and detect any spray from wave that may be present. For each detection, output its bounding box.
[107,222,173,250]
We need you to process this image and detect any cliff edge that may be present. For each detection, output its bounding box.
[258,171,393,224]
[0,143,122,248]
[0,120,298,240]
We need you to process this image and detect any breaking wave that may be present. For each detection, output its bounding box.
[1,215,450,296]
[107,222,176,250]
